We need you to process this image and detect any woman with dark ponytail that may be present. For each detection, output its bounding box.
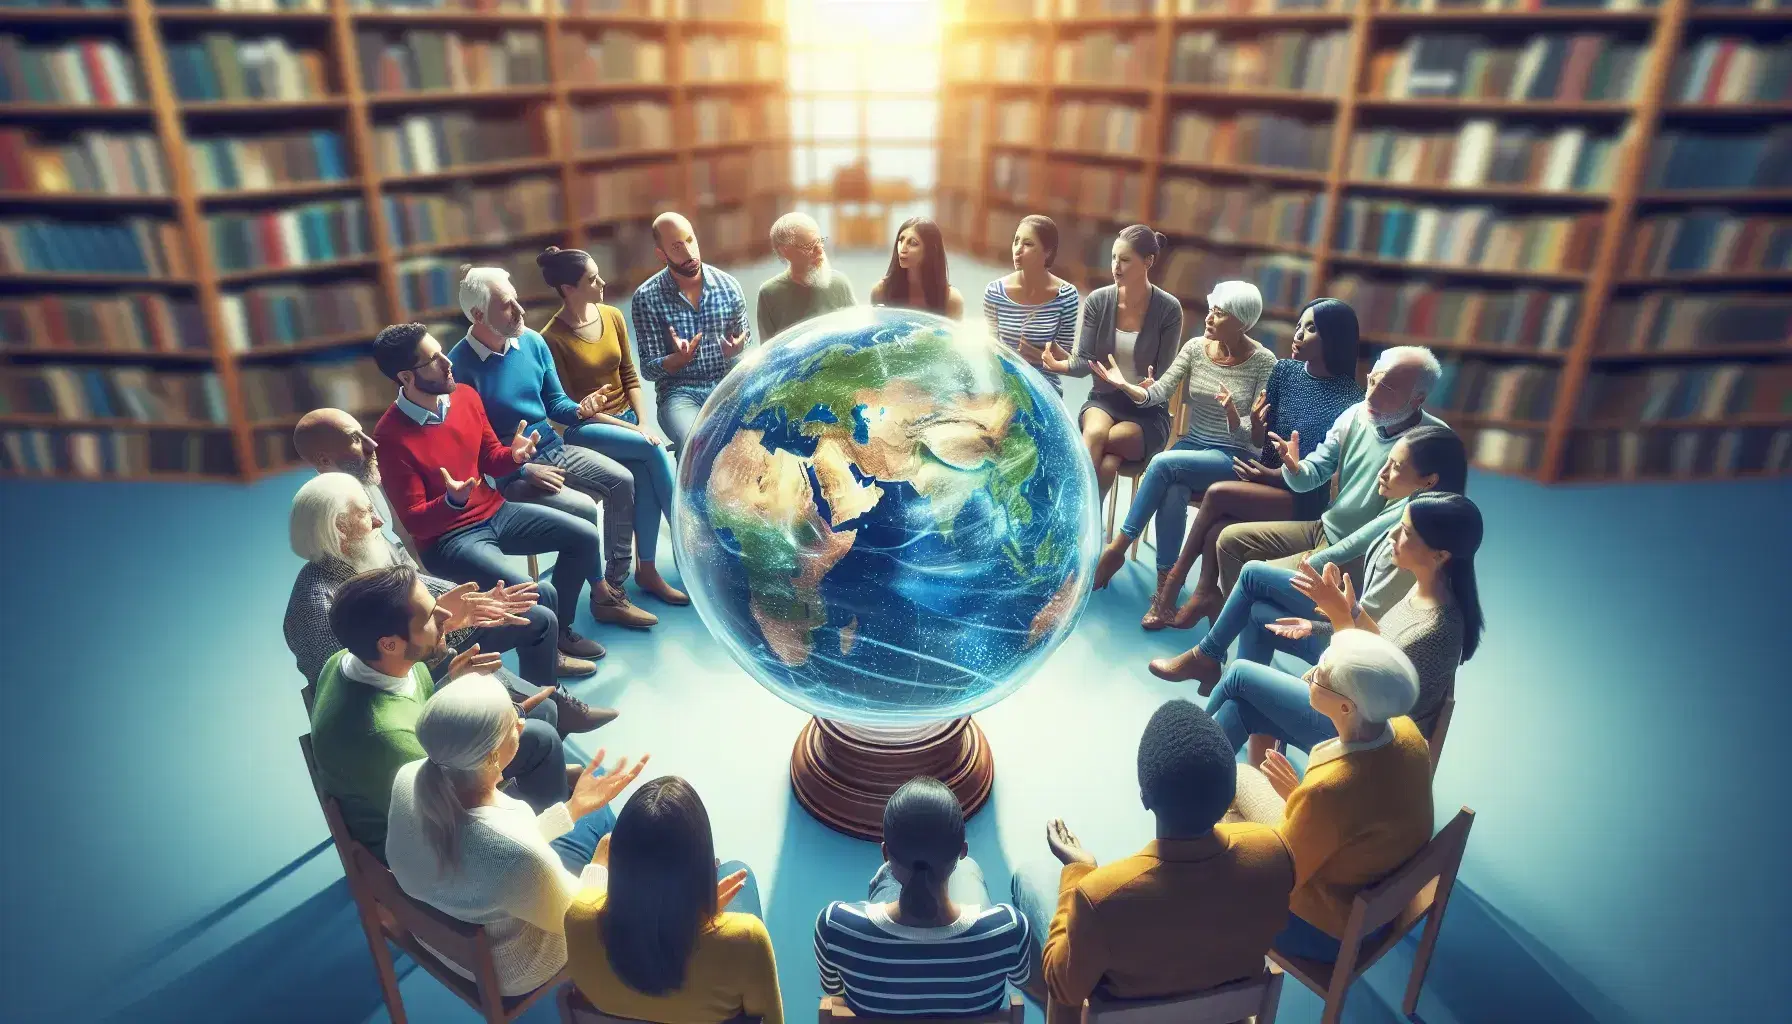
[814,778,1031,1016]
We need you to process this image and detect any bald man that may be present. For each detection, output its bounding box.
[630,211,753,449]
[292,408,604,688]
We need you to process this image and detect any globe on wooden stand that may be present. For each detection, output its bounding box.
[790,717,994,841]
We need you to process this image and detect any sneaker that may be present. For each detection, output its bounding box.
[591,582,658,630]
[552,689,618,736]
[556,652,598,678]
[558,627,604,659]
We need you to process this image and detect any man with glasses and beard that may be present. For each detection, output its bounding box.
[631,211,753,450]
[756,211,856,341]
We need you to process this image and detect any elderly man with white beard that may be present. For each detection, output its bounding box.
[756,211,857,341]
[283,472,616,735]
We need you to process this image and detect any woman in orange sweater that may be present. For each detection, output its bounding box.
[536,246,686,605]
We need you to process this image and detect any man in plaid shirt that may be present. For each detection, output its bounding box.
[631,211,753,450]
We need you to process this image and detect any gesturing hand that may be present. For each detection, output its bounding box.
[1266,616,1314,640]
[435,581,482,633]
[1046,818,1097,867]
[1039,341,1072,374]
[664,325,701,372]
[455,580,535,630]
[1291,559,1357,628]
[577,383,623,420]
[1093,355,1148,403]
[1267,429,1302,473]
[1137,364,1156,392]
[721,331,747,359]
[1250,389,1271,431]
[567,748,651,820]
[1015,338,1046,367]
[1216,383,1240,430]
[509,421,540,464]
[447,643,502,680]
[521,461,565,495]
[1231,457,1281,484]
[1261,749,1300,800]
[516,686,557,716]
[439,467,476,505]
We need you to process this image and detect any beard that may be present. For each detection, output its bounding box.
[1369,403,1418,429]
[341,453,379,486]
[413,373,454,396]
[793,255,829,289]
[667,255,701,278]
[341,533,397,574]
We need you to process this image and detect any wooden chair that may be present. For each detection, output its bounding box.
[1427,697,1455,777]
[819,994,1024,1024]
[1081,965,1284,1024]
[297,734,566,1023]
[559,986,760,1024]
[1269,807,1476,1024]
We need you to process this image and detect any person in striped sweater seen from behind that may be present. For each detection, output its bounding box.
[815,778,1030,1017]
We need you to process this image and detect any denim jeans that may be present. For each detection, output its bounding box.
[1273,912,1394,964]
[1197,560,1322,664]
[452,600,558,690]
[508,714,572,815]
[1207,660,1338,754]
[867,855,995,909]
[548,766,619,874]
[499,443,634,587]
[718,859,763,919]
[1121,440,1250,570]
[657,381,720,451]
[1009,860,1060,963]
[424,501,602,633]
[565,410,677,564]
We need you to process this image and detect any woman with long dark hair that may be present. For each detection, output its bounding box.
[871,217,964,319]
[815,778,1031,1016]
[983,214,1080,395]
[563,777,779,1023]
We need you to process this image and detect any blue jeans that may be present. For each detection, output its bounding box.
[1010,860,1060,962]
[1197,560,1322,664]
[656,381,719,451]
[565,410,677,564]
[424,501,601,634]
[457,600,558,690]
[1206,660,1338,754]
[1121,440,1249,570]
[718,859,763,919]
[499,443,635,587]
[868,855,995,909]
[509,714,571,815]
[1274,912,1395,964]
[549,771,620,874]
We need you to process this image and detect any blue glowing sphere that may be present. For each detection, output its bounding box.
[670,306,1099,727]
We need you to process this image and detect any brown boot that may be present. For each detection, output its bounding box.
[1147,646,1224,694]
[591,581,658,630]
[1170,587,1222,631]
[1140,569,1178,630]
[635,562,690,606]
[1092,535,1129,590]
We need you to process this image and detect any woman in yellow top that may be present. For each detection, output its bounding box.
[536,246,686,605]
[564,777,781,1024]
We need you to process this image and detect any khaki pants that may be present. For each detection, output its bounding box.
[1216,519,1327,595]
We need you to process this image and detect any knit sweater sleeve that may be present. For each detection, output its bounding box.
[1310,500,1406,574]
[1279,778,1348,892]
[1054,284,1078,350]
[484,830,605,935]
[610,308,641,394]
[1151,291,1184,381]
[465,388,519,481]
[728,917,784,1024]
[530,333,583,426]
[1065,291,1100,378]
[376,428,466,542]
[1141,335,1196,407]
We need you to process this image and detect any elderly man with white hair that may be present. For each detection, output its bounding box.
[284,472,615,735]
[756,211,856,341]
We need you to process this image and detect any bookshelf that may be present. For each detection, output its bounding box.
[1,0,792,483]
[940,0,1792,485]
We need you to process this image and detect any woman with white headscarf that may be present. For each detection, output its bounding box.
[1090,279,1278,628]
[385,673,648,996]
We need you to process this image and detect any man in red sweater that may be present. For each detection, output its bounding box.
[370,322,607,662]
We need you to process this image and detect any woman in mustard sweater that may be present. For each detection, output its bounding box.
[564,776,780,1024]
[536,246,686,605]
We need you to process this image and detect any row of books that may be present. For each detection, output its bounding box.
[1329,275,1582,352]
[0,366,228,424]
[572,162,682,223]
[1562,427,1792,481]
[165,35,330,103]
[0,36,140,106]
[681,34,779,81]
[204,199,371,273]
[690,149,786,205]
[1,428,238,479]
[0,218,189,277]
[557,30,667,85]
[1668,36,1792,106]
[397,250,538,317]
[384,177,563,252]
[1170,31,1351,95]
[1621,212,1792,276]
[990,40,1040,83]
[159,0,326,10]
[238,356,391,423]
[1334,200,1603,273]
[356,29,549,95]
[990,152,1031,199]
[1643,127,1792,191]
[579,223,661,292]
[1349,123,1618,193]
[1598,293,1792,353]
[373,112,543,177]
[1054,32,1158,86]
[994,100,1041,146]
[1043,163,1146,221]
[691,97,782,145]
[220,279,382,352]
[1157,180,1326,249]
[1429,359,1559,424]
[1053,102,1145,154]
[0,129,168,196]
[1368,33,1645,103]
[0,294,209,354]
[1159,249,1313,311]
[187,129,349,194]
[1166,110,1331,171]
[1459,427,1540,475]
[695,198,777,260]
[574,100,674,155]
[1577,363,1792,424]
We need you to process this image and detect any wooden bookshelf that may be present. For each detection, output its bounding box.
[1,0,792,483]
[940,0,1792,485]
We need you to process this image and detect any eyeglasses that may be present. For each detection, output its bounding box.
[409,351,450,372]
[1303,666,1346,700]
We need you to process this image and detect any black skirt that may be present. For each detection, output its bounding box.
[1079,388,1173,456]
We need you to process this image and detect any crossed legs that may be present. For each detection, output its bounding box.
[1081,406,1145,499]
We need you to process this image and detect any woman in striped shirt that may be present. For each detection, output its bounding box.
[983,215,1080,395]
[815,778,1031,1017]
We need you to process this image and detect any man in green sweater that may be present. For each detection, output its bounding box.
[756,211,857,341]
[309,564,570,862]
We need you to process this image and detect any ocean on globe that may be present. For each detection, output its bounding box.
[670,306,1100,728]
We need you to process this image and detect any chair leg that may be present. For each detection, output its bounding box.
[351,902,407,1024]
[1259,967,1284,1024]
[1127,477,1143,562]
[527,554,540,581]
[1103,476,1119,541]
[1404,906,1447,1017]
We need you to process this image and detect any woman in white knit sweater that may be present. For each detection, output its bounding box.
[385,673,648,996]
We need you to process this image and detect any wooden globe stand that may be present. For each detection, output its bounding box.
[790,716,994,841]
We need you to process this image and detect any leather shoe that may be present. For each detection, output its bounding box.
[551,689,618,735]
[558,627,604,659]
[556,652,597,678]
[591,582,658,630]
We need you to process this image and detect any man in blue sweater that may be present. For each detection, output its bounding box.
[448,265,657,630]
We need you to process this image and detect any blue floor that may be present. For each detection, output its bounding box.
[2,252,1786,1023]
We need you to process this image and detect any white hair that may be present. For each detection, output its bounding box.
[1374,345,1443,400]
[1206,280,1264,331]
[413,672,515,873]
[457,265,512,323]
[769,211,819,252]
[1318,630,1420,725]
[290,472,370,565]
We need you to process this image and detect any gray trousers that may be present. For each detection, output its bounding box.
[502,443,634,586]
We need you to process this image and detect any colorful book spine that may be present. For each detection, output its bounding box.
[1598,293,1792,352]
[374,111,545,176]
[355,28,548,94]
[1350,122,1619,192]
[0,293,207,353]
[1166,110,1332,171]
[1335,199,1603,273]
[557,29,668,85]
[1171,30,1351,94]
[204,200,371,273]
[681,33,778,81]
[383,177,564,251]
[1622,211,1792,276]
[0,365,227,424]
[1669,36,1792,105]
[0,217,188,276]
[0,128,168,195]
[572,100,675,153]
[1330,274,1582,351]
[186,130,348,193]
[574,163,682,222]
[1055,31,1159,86]
[163,34,329,103]
[0,427,237,479]
[235,355,391,423]
[1644,127,1792,191]
[0,35,141,106]
[218,280,382,352]
[1371,33,1645,102]
[1053,101,1145,155]
[1157,178,1326,249]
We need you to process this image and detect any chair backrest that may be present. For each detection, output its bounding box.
[561,986,760,1024]
[1083,965,1284,1024]
[1427,697,1455,776]
[1169,387,1186,445]
[1347,806,1476,940]
[300,681,316,715]
[819,994,1023,1024]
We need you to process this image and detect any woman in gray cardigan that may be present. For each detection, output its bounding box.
[1042,224,1183,498]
